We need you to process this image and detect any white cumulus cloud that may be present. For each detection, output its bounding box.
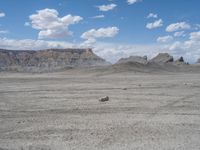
[166,22,191,32]
[189,31,200,41]
[157,35,173,43]
[91,15,105,19]
[146,19,163,29]
[174,31,185,37]
[81,27,119,45]
[127,0,142,5]
[28,8,83,39]
[97,4,117,11]
[147,13,158,19]
[0,12,5,18]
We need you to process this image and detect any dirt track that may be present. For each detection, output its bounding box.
[0,71,200,150]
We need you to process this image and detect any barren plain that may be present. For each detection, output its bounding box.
[0,70,200,150]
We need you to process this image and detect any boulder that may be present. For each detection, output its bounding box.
[99,96,109,102]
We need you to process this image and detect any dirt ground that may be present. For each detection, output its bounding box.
[0,70,200,150]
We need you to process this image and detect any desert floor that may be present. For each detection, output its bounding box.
[0,70,200,150]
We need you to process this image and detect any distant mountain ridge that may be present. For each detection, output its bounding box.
[1,49,200,73]
[0,48,109,72]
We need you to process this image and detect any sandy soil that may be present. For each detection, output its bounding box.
[0,70,200,150]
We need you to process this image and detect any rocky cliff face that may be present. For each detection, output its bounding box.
[0,48,109,72]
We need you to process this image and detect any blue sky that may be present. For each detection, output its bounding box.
[0,0,200,63]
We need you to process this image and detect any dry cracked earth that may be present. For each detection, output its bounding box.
[0,70,200,150]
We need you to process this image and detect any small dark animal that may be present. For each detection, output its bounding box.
[99,96,109,102]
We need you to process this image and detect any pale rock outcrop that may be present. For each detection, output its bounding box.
[150,53,174,63]
[174,56,186,65]
[117,56,148,65]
